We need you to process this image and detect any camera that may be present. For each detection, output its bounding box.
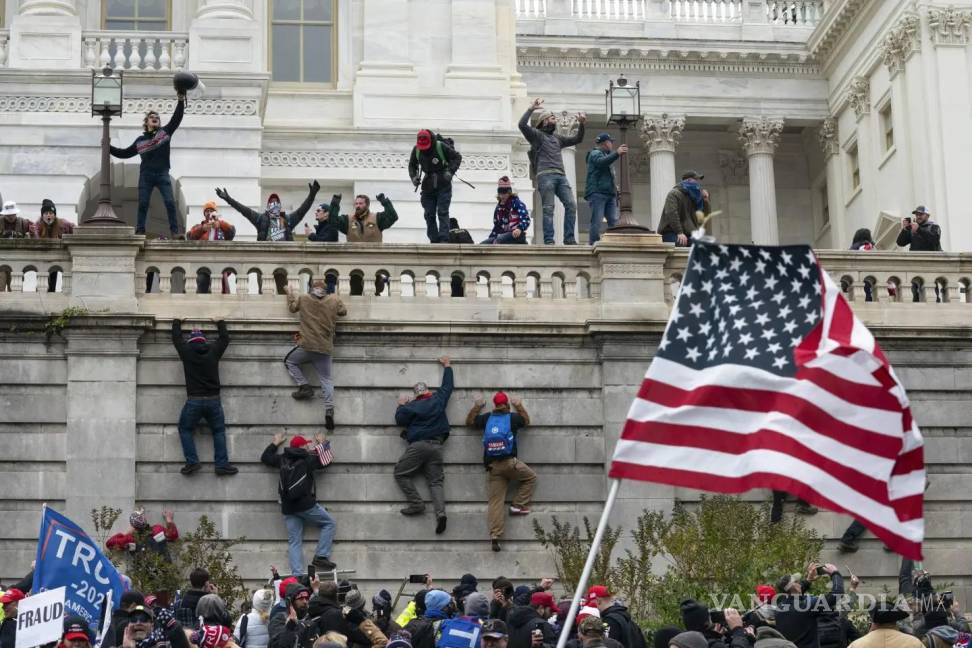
[709,609,726,626]
[816,566,828,576]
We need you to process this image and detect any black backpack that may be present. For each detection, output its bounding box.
[278,456,314,503]
[817,614,847,648]
[604,610,647,648]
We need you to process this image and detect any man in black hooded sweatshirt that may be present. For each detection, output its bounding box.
[172,319,238,476]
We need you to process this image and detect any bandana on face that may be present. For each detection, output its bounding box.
[311,287,326,298]
[268,202,281,217]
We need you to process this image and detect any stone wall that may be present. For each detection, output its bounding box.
[1,233,971,603]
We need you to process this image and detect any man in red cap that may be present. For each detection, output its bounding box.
[60,615,94,648]
[466,391,534,552]
[408,129,462,243]
[215,183,320,243]
[260,432,337,576]
[1,588,26,648]
[507,592,556,648]
[587,586,645,648]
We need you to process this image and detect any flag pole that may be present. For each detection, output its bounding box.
[554,478,622,648]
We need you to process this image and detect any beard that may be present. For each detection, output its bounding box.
[354,207,368,217]
[541,122,556,133]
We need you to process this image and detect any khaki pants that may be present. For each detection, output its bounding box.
[486,457,537,539]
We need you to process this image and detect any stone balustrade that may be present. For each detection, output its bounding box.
[514,0,826,25]
[0,30,9,68]
[82,31,188,71]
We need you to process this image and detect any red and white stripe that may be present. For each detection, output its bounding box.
[610,261,925,559]
[316,441,334,467]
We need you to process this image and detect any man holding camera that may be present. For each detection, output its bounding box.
[775,563,844,648]
[896,206,942,251]
[679,599,748,648]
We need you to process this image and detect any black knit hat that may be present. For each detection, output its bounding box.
[680,599,710,632]
[41,199,56,215]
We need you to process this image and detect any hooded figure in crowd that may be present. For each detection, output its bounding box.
[216,182,320,242]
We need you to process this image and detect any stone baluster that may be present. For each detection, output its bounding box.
[10,270,24,292]
[158,41,172,70]
[641,114,685,230]
[852,282,869,303]
[159,273,172,293]
[143,39,158,70]
[515,275,529,298]
[539,274,553,299]
[739,116,784,245]
[388,273,402,297]
[235,274,248,295]
[173,41,187,69]
[113,38,127,69]
[60,272,71,294]
[288,277,301,294]
[261,273,276,295]
[128,39,142,70]
[0,36,8,67]
[489,275,503,298]
[465,275,479,299]
[99,38,111,67]
[82,38,97,67]
[338,275,351,296]
[185,272,198,294]
[440,275,453,298]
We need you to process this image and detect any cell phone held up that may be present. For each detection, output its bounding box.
[709,609,726,626]
[308,564,316,579]
[816,565,828,576]
[409,574,428,584]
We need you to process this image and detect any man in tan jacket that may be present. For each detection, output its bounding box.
[284,279,347,430]
[847,599,920,648]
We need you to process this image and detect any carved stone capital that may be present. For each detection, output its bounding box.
[555,111,581,140]
[739,117,784,157]
[928,7,972,47]
[18,0,78,15]
[817,118,839,159]
[881,14,921,76]
[640,113,685,154]
[846,76,870,119]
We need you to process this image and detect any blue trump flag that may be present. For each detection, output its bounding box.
[32,507,125,632]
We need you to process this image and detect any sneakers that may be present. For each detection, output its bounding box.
[312,555,336,571]
[180,462,202,476]
[509,506,531,515]
[837,540,859,553]
[215,465,239,476]
[400,505,425,516]
[435,515,448,535]
[491,539,501,552]
[325,408,335,431]
[292,384,314,401]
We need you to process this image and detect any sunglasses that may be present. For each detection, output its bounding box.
[130,614,153,624]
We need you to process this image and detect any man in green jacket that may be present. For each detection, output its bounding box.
[333,194,398,242]
[584,133,627,244]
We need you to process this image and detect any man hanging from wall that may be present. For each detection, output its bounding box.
[215,182,320,242]
[110,92,186,238]
[409,130,463,243]
[518,97,586,245]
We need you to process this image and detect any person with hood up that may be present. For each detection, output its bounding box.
[658,171,710,247]
[452,575,479,613]
[847,599,920,648]
[302,582,374,648]
[304,195,342,243]
[172,319,237,476]
[394,356,455,535]
[463,593,491,623]
[408,130,462,243]
[284,279,348,431]
[268,583,312,648]
[588,587,645,648]
[404,590,452,648]
[507,592,557,648]
[189,202,236,242]
[483,177,531,245]
[234,589,273,648]
[332,194,398,243]
[215,182,320,242]
[466,391,535,552]
[678,600,748,648]
[109,93,186,237]
[260,432,337,576]
[518,98,586,245]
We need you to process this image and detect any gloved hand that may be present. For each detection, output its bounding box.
[443,172,453,183]
[215,187,228,200]
[411,176,421,188]
[332,193,342,202]
[309,180,321,192]
[376,193,387,203]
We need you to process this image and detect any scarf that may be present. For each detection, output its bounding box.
[310,287,326,298]
[680,179,704,211]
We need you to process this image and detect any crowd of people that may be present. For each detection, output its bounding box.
[1,556,968,648]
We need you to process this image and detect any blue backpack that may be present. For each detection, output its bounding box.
[436,617,481,648]
[483,413,515,458]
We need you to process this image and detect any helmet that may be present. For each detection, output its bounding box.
[173,71,200,95]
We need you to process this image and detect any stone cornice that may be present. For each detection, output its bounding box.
[0,95,259,115]
[516,43,821,77]
[808,0,873,62]
[880,13,922,77]
[927,6,972,47]
[262,151,513,172]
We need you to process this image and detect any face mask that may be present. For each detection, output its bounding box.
[268,202,281,216]
[311,286,326,298]
[541,122,556,133]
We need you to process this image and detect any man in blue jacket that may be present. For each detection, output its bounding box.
[394,356,454,534]
[584,133,627,244]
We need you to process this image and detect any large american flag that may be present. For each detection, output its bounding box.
[610,241,925,558]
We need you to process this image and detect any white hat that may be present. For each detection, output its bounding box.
[0,201,20,216]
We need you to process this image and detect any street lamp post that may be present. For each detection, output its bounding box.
[85,66,126,226]
[605,75,651,233]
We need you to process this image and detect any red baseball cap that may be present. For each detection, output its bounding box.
[530,592,556,609]
[278,576,298,599]
[416,130,433,151]
[755,584,777,604]
[493,391,509,407]
[586,585,612,603]
[290,436,311,449]
[1,588,25,605]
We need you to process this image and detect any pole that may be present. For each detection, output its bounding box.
[606,118,650,234]
[553,478,622,648]
[84,111,125,225]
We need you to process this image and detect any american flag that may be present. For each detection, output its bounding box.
[610,241,925,558]
[315,440,334,467]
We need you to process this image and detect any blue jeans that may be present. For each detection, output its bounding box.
[537,173,577,244]
[587,192,618,244]
[420,185,452,243]
[481,232,527,245]
[284,504,336,575]
[137,169,180,234]
[177,399,230,467]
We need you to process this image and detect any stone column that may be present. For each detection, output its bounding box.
[188,0,260,72]
[358,0,413,76]
[640,114,685,230]
[65,227,144,314]
[9,0,81,69]
[817,117,844,247]
[739,117,784,245]
[63,319,150,524]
